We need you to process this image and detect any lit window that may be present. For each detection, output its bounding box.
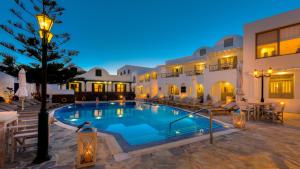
[169,85,179,95]
[197,84,204,98]
[280,24,300,55]
[69,82,80,92]
[172,66,183,75]
[195,64,205,74]
[93,83,104,92]
[269,74,294,99]
[152,72,157,80]
[256,30,278,58]
[145,74,150,82]
[116,84,126,92]
[218,56,237,70]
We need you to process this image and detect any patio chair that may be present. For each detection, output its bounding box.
[264,103,285,123]
[7,124,38,161]
[239,102,255,120]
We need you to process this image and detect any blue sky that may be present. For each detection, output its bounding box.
[1,0,300,74]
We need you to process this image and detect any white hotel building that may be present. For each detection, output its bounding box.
[134,9,300,113]
[64,9,300,113]
[136,35,243,104]
[243,9,300,113]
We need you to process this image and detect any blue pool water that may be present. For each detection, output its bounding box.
[54,102,225,150]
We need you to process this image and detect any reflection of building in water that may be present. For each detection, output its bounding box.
[172,110,179,115]
[94,110,102,119]
[74,111,80,118]
[135,103,143,111]
[117,108,124,117]
[151,105,158,113]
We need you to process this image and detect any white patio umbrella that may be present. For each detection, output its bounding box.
[16,68,28,110]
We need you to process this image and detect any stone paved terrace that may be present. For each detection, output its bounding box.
[5,112,300,169]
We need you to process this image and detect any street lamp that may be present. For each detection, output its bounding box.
[33,10,54,163]
[253,67,272,103]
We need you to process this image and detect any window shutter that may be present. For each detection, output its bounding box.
[79,83,82,92]
[124,84,127,92]
[92,83,95,92]
[233,56,237,68]
[218,59,221,70]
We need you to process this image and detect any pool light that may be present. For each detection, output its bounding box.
[188,114,193,118]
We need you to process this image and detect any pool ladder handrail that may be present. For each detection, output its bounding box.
[168,108,213,144]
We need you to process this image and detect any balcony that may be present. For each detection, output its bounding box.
[161,72,180,78]
[209,63,237,72]
[185,70,204,76]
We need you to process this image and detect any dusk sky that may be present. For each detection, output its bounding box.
[1,0,300,74]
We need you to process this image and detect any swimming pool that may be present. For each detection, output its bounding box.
[54,102,227,151]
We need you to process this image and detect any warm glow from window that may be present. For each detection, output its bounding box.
[219,56,237,69]
[169,85,179,95]
[116,83,125,92]
[280,38,300,55]
[197,84,204,98]
[258,45,277,58]
[93,83,104,92]
[152,72,157,80]
[69,82,80,92]
[145,74,150,81]
[172,66,183,74]
[269,74,294,99]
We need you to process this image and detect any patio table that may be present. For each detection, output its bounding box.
[248,102,273,120]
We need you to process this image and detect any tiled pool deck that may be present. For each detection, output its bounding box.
[5,113,300,169]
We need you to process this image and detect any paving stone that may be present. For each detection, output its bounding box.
[4,113,300,169]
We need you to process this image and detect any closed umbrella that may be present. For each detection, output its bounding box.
[16,68,28,110]
[236,60,244,100]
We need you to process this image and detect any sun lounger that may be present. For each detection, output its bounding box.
[211,102,237,115]
[0,103,18,111]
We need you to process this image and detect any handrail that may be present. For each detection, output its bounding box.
[168,108,213,144]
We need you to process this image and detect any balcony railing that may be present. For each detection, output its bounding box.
[209,63,237,72]
[185,70,204,76]
[161,72,181,78]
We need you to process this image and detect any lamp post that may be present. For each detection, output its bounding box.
[253,68,272,103]
[33,2,54,163]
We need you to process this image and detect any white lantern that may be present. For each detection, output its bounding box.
[76,125,97,168]
[232,111,246,128]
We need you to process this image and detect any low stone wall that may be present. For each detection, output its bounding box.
[75,92,135,101]
[52,94,75,103]
[0,122,4,169]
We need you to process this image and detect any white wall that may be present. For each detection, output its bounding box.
[243,9,300,113]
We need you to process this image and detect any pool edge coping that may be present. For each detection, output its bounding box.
[49,101,238,162]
